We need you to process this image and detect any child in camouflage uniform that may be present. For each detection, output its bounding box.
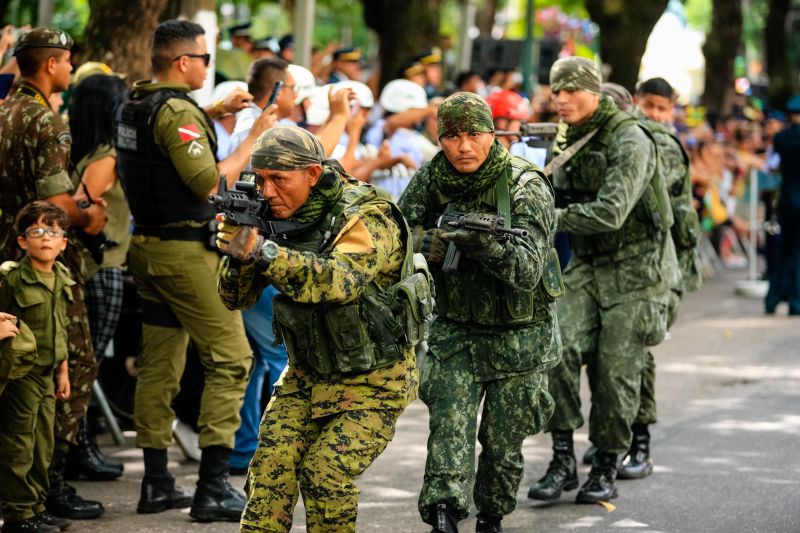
[0,201,74,533]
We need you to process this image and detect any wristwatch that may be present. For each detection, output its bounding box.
[259,239,279,264]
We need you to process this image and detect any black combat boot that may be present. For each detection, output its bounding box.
[64,419,123,481]
[0,516,59,533]
[528,431,579,501]
[582,444,597,465]
[137,448,194,514]
[189,446,246,522]
[575,450,619,504]
[475,512,503,533]
[38,512,72,531]
[429,502,459,533]
[617,423,653,479]
[45,441,105,519]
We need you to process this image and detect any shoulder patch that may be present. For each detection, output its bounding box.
[0,261,20,274]
[178,124,201,143]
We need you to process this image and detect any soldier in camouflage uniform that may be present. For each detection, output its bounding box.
[398,92,562,533]
[215,125,420,533]
[527,58,679,505]
[0,27,106,520]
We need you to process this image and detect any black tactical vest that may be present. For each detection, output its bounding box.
[116,88,217,227]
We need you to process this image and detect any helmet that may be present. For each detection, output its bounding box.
[212,81,248,104]
[334,80,374,108]
[485,90,530,121]
[379,79,428,114]
[288,64,317,105]
[304,85,331,126]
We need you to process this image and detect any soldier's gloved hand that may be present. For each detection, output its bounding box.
[418,228,448,264]
[216,218,263,263]
[441,230,504,259]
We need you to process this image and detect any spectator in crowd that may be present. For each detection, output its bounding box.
[278,33,294,63]
[65,72,131,483]
[455,70,486,97]
[211,80,248,159]
[412,48,443,99]
[328,47,363,83]
[250,37,279,60]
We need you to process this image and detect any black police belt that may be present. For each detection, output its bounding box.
[132,225,209,242]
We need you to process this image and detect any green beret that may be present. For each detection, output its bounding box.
[13,27,73,56]
[550,57,601,95]
[436,92,494,140]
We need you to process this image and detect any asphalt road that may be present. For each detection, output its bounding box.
[11,270,800,532]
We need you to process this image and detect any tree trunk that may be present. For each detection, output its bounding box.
[765,0,794,110]
[476,0,499,37]
[701,0,743,118]
[84,0,168,83]
[585,0,668,92]
[362,0,442,89]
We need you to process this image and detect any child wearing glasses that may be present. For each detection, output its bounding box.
[0,200,75,533]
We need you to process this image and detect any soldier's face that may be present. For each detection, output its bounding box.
[255,164,323,219]
[439,131,494,174]
[553,89,600,126]
[51,51,72,92]
[17,218,68,270]
[637,93,674,124]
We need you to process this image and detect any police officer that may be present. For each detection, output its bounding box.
[399,92,562,533]
[528,58,678,504]
[0,27,107,520]
[215,125,422,532]
[115,19,275,521]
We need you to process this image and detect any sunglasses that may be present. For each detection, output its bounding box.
[173,53,211,67]
[23,227,66,238]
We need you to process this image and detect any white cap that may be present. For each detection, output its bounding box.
[379,79,428,113]
[212,80,248,103]
[304,85,331,126]
[333,80,374,108]
[288,64,317,105]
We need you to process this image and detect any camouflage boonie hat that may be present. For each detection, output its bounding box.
[251,125,325,170]
[601,82,633,111]
[13,27,73,56]
[550,57,601,95]
[437,92,494,140]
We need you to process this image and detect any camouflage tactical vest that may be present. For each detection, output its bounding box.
[646,120,701,251]
[271,180,434,376]
[427,158,564,328]
[553,111,673,258]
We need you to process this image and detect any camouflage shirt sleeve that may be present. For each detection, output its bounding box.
[557,122,655,234]
[154,98,219,200]
[398,162,434,229]
[471,165,555,287]
[219,202,404,308]
[34,110,74,199]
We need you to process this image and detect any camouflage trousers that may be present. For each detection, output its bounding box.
[547,283,667,454]
[56,282,98,445]
[240,388,402,533]
[418,349,553,523]
[635,289,682,426]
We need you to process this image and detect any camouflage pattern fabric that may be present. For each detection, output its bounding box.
[13,27,73,55]
[436,91,494,140]
[250,125,325,170]
[417,344,553,522]
[549,56,601,95]
[240,390,401,532]
[399,152,560,523]
[601,82,633,112]
[219,181,417,530]
[546,98,678,455]
[0,82,98,445]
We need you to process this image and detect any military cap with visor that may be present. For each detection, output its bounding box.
[13,27,73,55]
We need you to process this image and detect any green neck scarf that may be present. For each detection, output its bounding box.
[431,139,511,200]
[564,95,618,144]
[286,164,345,224]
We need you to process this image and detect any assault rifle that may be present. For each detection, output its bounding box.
[436,208,529,272]
[495,122,559,150]
[208,171,272,234]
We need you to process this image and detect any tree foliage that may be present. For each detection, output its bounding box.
[765,0,795,109]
